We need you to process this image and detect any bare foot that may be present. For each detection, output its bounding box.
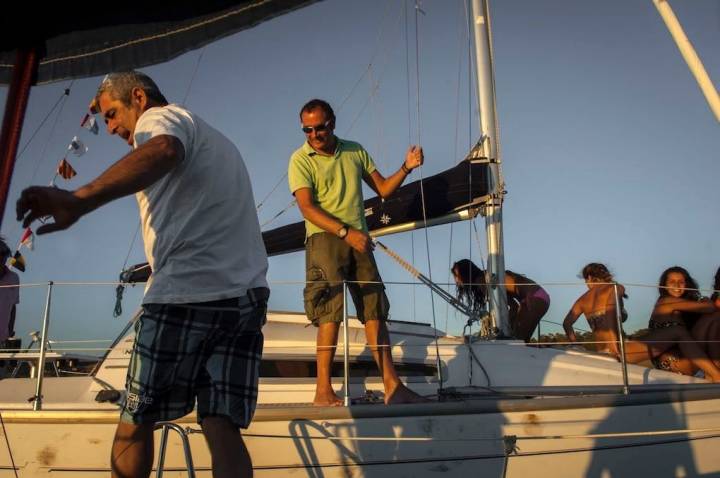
[384,383,432,405]
[313,389,344,406]
[706,370,720,383]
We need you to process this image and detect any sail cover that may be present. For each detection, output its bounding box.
[122,154,489,283]
[0,0,321,85]
[263,157,489,256]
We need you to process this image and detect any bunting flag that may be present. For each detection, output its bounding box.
[9,251,25,273]
[80,113,99,135]
[57,158,77,179]
[19,228,34,251]
[68,136,88,156]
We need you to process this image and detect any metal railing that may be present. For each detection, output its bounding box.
[5,279,719,410]
[154,422,196,478]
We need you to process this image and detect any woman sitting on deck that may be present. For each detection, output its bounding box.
[451,259,549,342]
[562,263,720,382]
[650,266,720,375]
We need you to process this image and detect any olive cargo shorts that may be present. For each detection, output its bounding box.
[303,232,389,325]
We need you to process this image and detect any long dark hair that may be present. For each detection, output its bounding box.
[451,259,487,313]
[712,266,720,302]
[658,266,700,300]
[581,263,614,282]
[581,262,628,299]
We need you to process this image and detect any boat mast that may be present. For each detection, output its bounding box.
[469,0,510,337]
[652,0,720,122]
[0,48,39,230]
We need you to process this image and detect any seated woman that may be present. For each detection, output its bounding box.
[651,266,720,374]
[451,259,550,342]
[563,263,720,382]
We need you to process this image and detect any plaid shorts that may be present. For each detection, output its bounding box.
[120,288,268,428]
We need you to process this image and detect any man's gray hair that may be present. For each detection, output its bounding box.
[95,71,168,107]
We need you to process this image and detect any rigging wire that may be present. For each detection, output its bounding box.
[446,0,472,332]
[343,81,380,135]
[405,1,417,323]
[181,47,206,107]
[411,231,416,321]
[336,0,400,113]
[0,411,19,478]
[260,199,297,229]
[256,1,403,223]
[25,84,73,187]
[256,173,288,213]
[461,0,476,338]
[404,0,413,147]
[15,87,70,162]
[410,0,443,387]
[484,0,505,189]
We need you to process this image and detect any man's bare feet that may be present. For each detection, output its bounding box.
[313,389,344,406]
[706,370,720,383]
[384,383,432,405]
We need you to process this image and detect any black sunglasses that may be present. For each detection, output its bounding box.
[301,120,331,134]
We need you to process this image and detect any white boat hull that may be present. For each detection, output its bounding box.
[1,313,718,476]
[2,390,720,477]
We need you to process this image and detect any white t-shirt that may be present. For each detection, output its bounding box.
[0,268,19,341]
[133,104,268,304]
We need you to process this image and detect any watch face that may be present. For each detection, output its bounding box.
[339,227,348,238]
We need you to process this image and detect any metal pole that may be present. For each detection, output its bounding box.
[0,47,39,230]
[342,281,350,407]
[154,422,196,478]
[33,281,53,411]
[156,425,170,478]
[652,0,720,122]
[470,0,510,337]
[613,284,630,395]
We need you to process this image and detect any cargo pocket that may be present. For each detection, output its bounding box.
[303,266,332,324]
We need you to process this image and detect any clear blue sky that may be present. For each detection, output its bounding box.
[0,0,718,346]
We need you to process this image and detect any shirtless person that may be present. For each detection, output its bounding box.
[563,263,720,382]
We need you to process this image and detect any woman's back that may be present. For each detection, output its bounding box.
[578,284,624,333]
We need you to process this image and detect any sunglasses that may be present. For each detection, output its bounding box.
[301,120,332,134]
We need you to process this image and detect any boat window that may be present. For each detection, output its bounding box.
[260,358,437,378]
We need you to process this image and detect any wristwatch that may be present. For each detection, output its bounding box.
[337,225,349,239]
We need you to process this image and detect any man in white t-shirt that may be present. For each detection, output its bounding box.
[16,71,268,478]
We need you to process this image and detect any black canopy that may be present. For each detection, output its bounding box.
[0,0,320,85]
[263,157,489,256]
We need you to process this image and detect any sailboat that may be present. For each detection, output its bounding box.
[1,0,719,476]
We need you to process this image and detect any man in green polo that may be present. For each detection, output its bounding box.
[288,99,426,406]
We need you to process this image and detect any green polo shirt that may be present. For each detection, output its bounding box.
[288,138,376,238]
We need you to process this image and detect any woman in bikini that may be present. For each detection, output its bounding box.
[651,266,720,375]
[451,259,550,342]
[563,263,720,382]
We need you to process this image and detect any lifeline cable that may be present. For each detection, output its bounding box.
[0,411,19,478]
